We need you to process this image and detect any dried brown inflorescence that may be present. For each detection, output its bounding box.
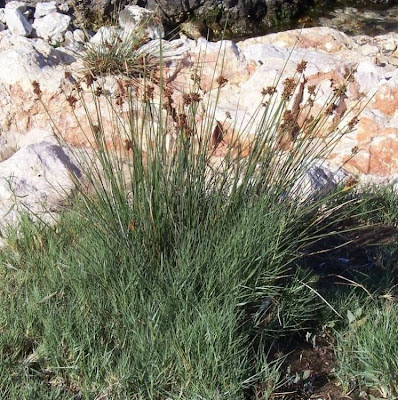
[183,93,202,106]
[282,77,296,100]
[296,60,307,74]
[32,80,42,98]
[216,75,228,86]
[261,86,277,97]
[66,95,78,109]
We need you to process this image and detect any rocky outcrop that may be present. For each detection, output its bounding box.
[1,13,398,230]
[1,25,398,180]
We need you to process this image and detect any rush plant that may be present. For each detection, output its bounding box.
[0,39,372,399]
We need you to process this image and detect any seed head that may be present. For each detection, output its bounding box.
[296,60,307,73]
[94,86,103,97]
[183,92,201,106]
[216,75,228,86]
[348,117,359,130]
[261,86,276,96]
[124,139,133,151]
[66,95,78,108]
[282,77,296,100]
[32,80,42,98]
[84,72,96,87]
[307,85,316,96]
[143,85,154,102]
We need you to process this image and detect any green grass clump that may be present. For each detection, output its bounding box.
[334,298,398,398]
[0,41,388,398]
[81,26,159,78]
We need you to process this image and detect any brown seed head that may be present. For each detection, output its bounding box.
[84,72,96,87]
[143,85,154,102]
[296,60,307,73]
[94,86,103,97]
[282,77,296,100]
[261,86,276,96]
[351,146,359,155]
[183,92,201,106]
[32,80,42,98]
[307,85,316,96]
[124,139,133,151]
[190,73,201,84]
[66,95,78,108]
[325,103,337,115]
[216,75,228,86]
[348,117,359,130]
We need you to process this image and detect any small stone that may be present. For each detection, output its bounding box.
[180,21,206,40]
[0,22,5,32]
[57,3,69,12]
[119,5,164,39]
[73,29,86,43]
[360,44,379,57]
[34,1,57,18]
[382,41,397,53]
[0,9,6,24]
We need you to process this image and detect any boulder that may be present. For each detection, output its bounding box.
[0,141,81,230]
[4,2,32,36]
[34,1,57,18]
[32,11,71,43]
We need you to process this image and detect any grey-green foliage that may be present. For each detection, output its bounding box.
[0,43,367,398]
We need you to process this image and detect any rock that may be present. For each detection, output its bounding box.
[360,43,380,56]
[0,22,5,31]
[5,1,27,13]
[0,141,81,229]
[73,28,86,44]
[291,161,347,202]
[119,5,164,39]
[32,11,71,44]
[4,2,32,36]
[1,25,398,186]
[0,8,6,24]
[34,1,57,18]
[0,31,69,87]
[89,26,120,46]
[180,21,206,40]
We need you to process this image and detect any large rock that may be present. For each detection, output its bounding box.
[0,141,81,230]
[4,1,32,36]
[34,1,57,18]
[1,26,398,183]
[32,11,71,43]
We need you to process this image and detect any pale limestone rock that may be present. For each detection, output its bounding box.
[291,161,347,202]
[360,44,379,57]
[0,25,398,185]
[73,29,86,44]
[0,9,6,24]
[119,5,164,39]
[34,1,57,18]
[89,26,120,45]
[32,12,71,44]
[0,141,81,229]
[5,1,27,13]
[4,3,32,36]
